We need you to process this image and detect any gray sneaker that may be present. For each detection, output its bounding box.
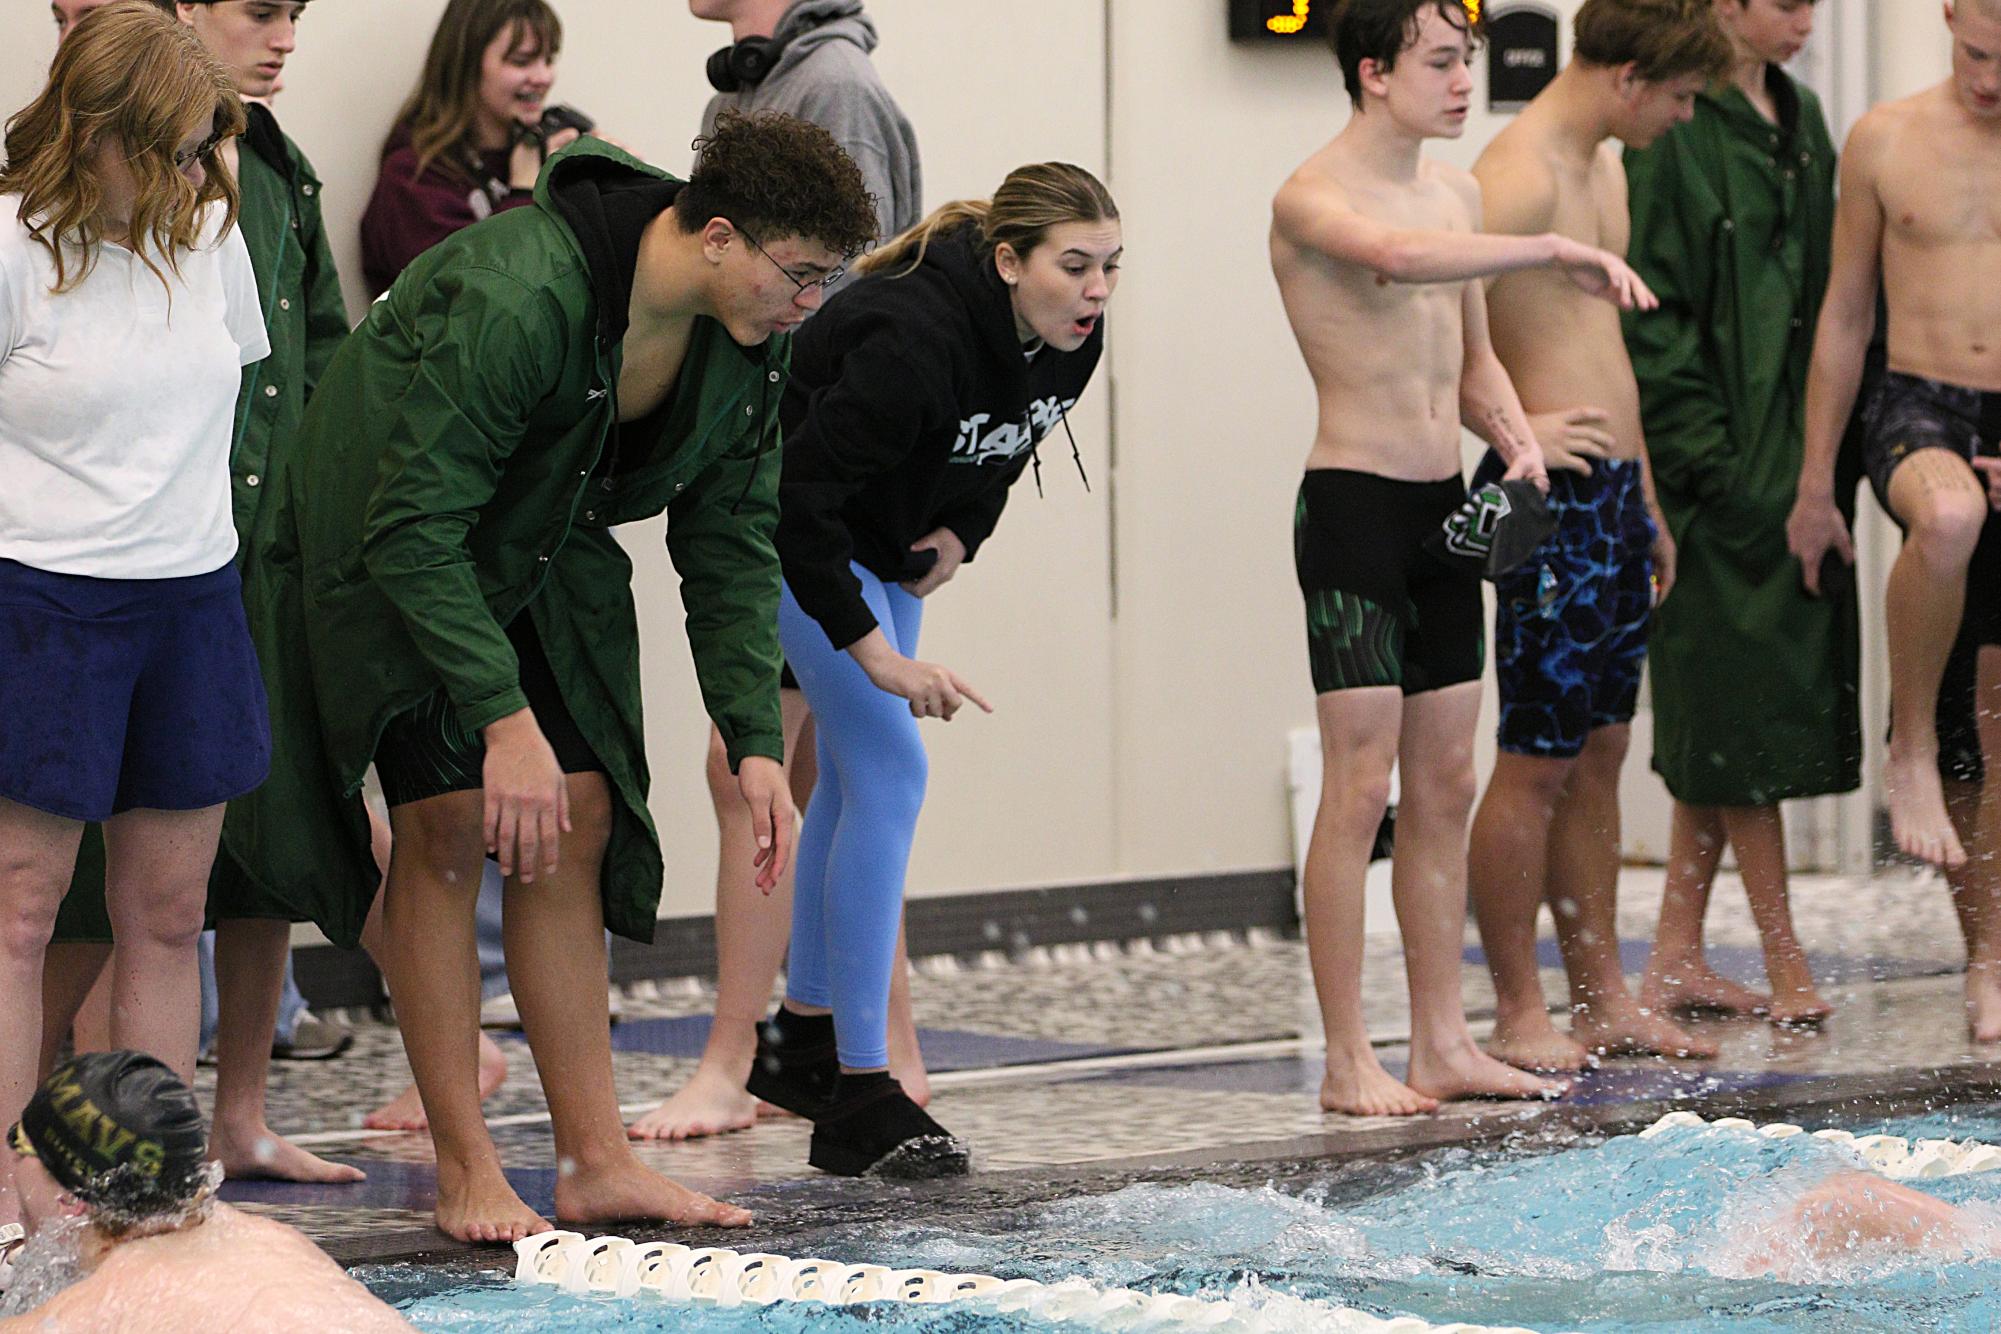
[271,1011,353,1061]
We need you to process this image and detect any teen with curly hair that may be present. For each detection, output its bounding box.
[228,110,878,1243]
[631,0,931,1148]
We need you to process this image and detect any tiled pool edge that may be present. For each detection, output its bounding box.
[326,1058,2001,1270]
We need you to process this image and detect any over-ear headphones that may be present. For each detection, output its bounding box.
[706,35,786,92]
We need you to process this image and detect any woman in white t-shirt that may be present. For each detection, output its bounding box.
[0,1,269,1223]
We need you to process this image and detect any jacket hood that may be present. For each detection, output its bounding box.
[770,0,877,79]
[1704,62,1804,138]
[538,138,680,347]
[242,100,294,179]
[918,222,1030,372]
[538,137,777,502]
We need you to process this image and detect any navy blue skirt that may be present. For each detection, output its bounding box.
[0,558,270,821]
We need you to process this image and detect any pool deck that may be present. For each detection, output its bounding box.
[206,863,2001,1271]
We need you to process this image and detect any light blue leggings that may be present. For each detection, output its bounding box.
[778,565,926,1069]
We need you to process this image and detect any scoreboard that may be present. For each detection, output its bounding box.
[1226,0,1502,43]
[1227,0,1327,41]
[1225,0,1558,113]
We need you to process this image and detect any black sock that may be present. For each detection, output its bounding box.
[747,1007,839,1118]
[833,1070,895,1099]
[767,1006,834,1050]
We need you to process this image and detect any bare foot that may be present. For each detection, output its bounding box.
[754,1099,797,1120]
[1968,962,2001,1043]
[212,1122,368,1184]
[1320,1048,1439,1116]
[1639,959,1770,1017]
[554,1154,753,1230]
[1885,749,1967,869]
[1407,1038,1567,1103]
[1767,986,1835,1030]
[1485,1013,1593,1073]
[1572,1002,1718,1060]
[890,1021,931,1108]
[627,1066,758,1141]
[365,1032,508,1132]
[435,1159,550,1245]
[893,1060,932,1109]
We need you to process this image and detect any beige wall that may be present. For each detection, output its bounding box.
[0,2,1926,920]
[1880,0,1951,98]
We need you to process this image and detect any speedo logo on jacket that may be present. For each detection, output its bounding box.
[950,395,1079,465]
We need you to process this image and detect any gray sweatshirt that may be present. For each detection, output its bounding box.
[699,0,922,251]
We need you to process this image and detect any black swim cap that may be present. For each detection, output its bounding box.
[9,1052,208,1214]
[1425,478,1557,580]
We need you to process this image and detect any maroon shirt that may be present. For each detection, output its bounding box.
[358,122,535,297]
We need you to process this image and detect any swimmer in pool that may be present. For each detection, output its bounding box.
[1739,1169,1999,1280]
[0,1051,409,1330]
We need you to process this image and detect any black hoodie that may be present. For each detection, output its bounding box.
[777,223,1104,650]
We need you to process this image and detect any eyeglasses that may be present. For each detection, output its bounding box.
[738,227,844,295]
[173,131,225,170]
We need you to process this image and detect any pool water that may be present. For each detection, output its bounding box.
[366,1105,2001,1332]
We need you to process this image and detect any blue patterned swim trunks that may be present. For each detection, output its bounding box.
[1473,454,1655,758]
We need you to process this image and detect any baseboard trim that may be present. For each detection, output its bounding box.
[292,867,1299,1012]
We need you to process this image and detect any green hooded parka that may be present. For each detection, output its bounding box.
[1623,69,1863,807]
[224,139,787,947]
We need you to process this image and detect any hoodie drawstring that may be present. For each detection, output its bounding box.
[1024,400,1090,500]
[1059,400,1090,493]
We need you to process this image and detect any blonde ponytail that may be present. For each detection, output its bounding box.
[855,199,990,278]
[855,163,1117,280]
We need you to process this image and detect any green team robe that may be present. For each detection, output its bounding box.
[1623,68,1863,807]
[54,105,350,942]
[220,138,786,948]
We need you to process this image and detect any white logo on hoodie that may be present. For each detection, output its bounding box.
[951,395,1077,465]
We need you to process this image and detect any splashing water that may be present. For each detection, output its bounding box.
[377,1108,2001,1333]
[0,1160,225,1320]
[0,1214,88,1318]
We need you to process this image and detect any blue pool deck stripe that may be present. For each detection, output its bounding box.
[219,1156,547,1213]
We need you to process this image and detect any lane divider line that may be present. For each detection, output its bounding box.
[1638,1112,2001,1179]
[511,1230,1557,1333]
